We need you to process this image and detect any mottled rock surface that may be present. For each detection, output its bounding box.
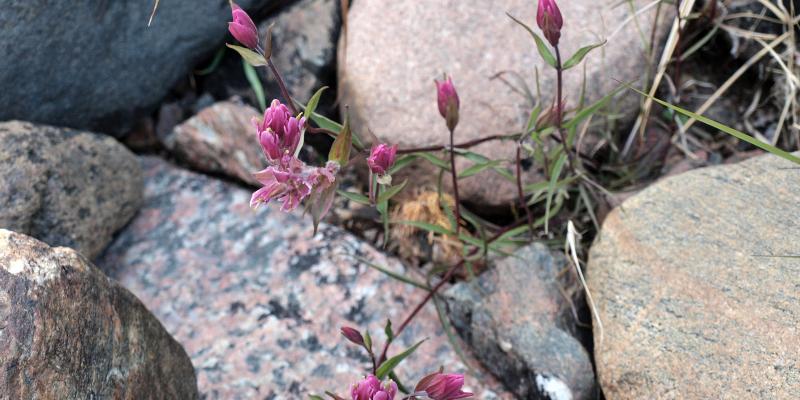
[164,101,263,185]
[588,152,800,399]
[0,0,274,135]
[259,0,340,106]
[339,0,670,205]
[0,230,197,398]
[0,121,142,259]
[97,157,511,399]
[447,244,595,399]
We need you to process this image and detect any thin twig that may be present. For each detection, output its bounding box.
[396,134,514,154]
[448,127,461,235]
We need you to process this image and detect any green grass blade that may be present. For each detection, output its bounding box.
[243,59,266,110]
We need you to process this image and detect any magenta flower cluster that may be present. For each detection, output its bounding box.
[250,100,338,211]
[351,375,398,400]
[228,3,260,50]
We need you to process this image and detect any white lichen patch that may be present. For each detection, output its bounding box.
[535,374,573,400]
[1,229,62,285]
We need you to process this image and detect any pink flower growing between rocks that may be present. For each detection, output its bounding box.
[414,372,472,400]
[536,0,563,47]
[367,143,398,175]
[351,375,398,400]
[250,156,338,212]
[255,99,305,161]
[228,4,260,50]
[435,76,460,132]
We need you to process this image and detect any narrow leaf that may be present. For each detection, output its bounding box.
[627,85,800,164]
[544,153,567,233]
[337,190,371,205]
[396,220,453,236]
[413,152,451,170]
[377,180,408,204]
[376,339,427,379]
[354,256,430,290]
[226,43,267,67]
[388,371,410,395]
[243,60,266,110]
[384,319,394,342]
[562,41,607,70]
[305,86,328,120]
[459,160,503,179]
[507,13,556,68]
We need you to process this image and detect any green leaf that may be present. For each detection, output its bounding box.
[328,114,352,165]
[384,319,394,343]
[627,85,800,165]
[376,339,427,379]
[562,41,607,70]
[242,59,266,111]
[387,154,418,175]
[195,47,226,76]
[459,160,503,179]
[562,83,627,130]
[324,391,346,400]
[363,331,372,352]
[544,153,567,233]
[396,220,453,236]
[377,180,408,204]
[309,396,325,400]
[507,13,556,68]
[337,190,371,205]
[226,43,266,67]
[413,152,451,170]
[304,86,328,120]
[355,256,430,290]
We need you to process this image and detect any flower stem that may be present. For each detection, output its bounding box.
[375,219,526,365]
[516,144,534,234]
[397,134,514,154]
[448,127,461,235]
[265,57,299,116]
[554,46,576,175]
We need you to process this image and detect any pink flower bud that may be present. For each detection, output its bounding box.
[351,375,397,400]
[414,372,472,400]
[367,143,398,175]
[536,0,563,47]
[340,326,365,347]
[254,99,305,161]
[228,4,260,50]
[435,76,460,132]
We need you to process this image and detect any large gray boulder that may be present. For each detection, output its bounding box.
[0,121,142,259]
[0,0,273,136]
[588,152,800,399]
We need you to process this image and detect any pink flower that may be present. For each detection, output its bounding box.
[536,0,563,47]
[414,373,472,400]
[351,375,397,400]
[367,143,398,175]
[435,76,460,131]
[340,326,365,347]
[255,99,305,161]
[250,157,310,212]
[228,4,260,50]
[250,156,338,212]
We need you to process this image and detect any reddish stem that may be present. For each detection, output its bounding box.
[397,134,512,154]
[554,46,577,175]
[516,144,534,233]
[448,127,461,235]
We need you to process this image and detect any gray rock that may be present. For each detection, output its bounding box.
[259,0,340,106]
[0,0,273,136]
[0,229,197,399]
[96,157,512,399]
[588,152,800,399]
[446,243,595,399]
[339,0,671,205]
[0,121,142,259]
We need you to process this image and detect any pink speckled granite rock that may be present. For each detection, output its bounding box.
[339,0,670,205]
[97,157,511,399]
[164,101,264,186]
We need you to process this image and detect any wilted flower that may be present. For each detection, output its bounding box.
[367,143,398,176]
[435,76,460,132]
[536,0,563,47]
[255,99,305,161]
[414,372,472,400]
[351,375,397,400]
[228,4,260,50]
